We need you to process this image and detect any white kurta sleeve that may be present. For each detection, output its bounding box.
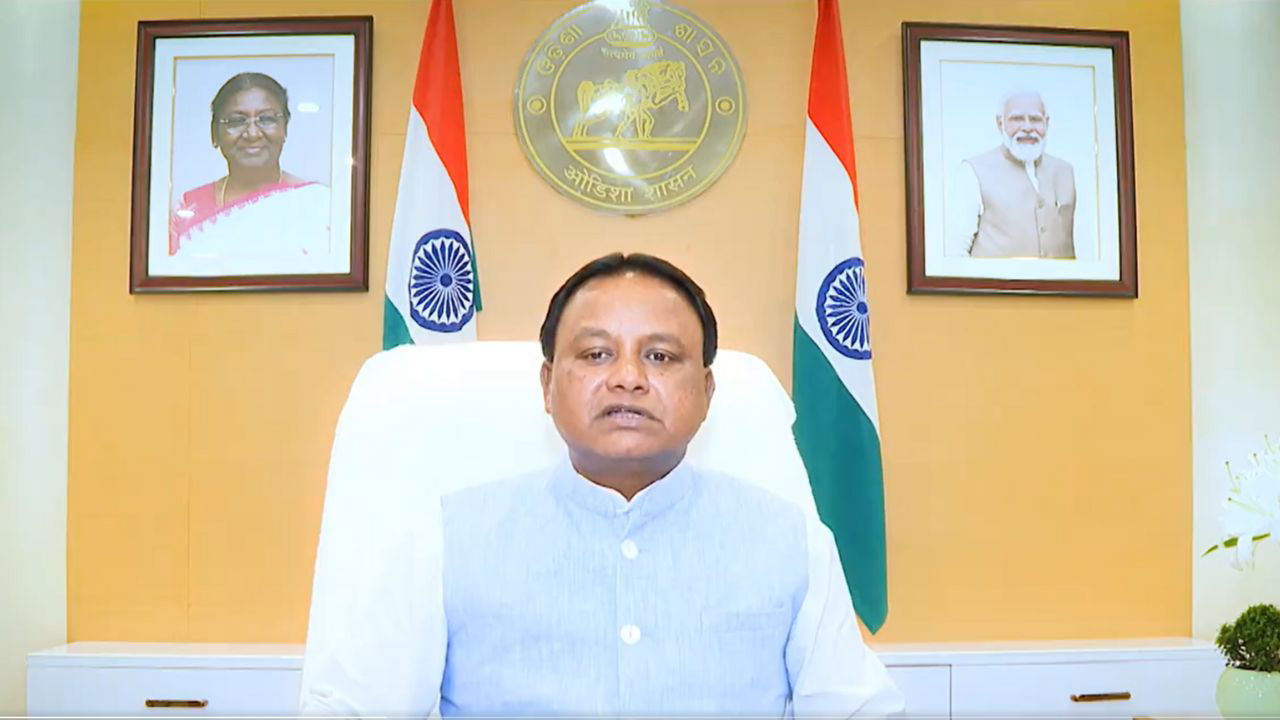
[785,516,903,718]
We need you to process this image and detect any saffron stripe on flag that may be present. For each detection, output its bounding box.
[807,0,859,208]
[414,0,469,225]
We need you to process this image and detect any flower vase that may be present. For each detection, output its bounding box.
[1217,667,1280,718]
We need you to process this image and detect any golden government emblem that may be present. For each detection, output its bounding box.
[515,0,746,214]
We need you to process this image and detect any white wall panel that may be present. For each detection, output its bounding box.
[0,0,80,713]
[1183,0,1280,639]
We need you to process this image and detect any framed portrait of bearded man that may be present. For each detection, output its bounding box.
[903,23,1136,297]
[129,17,371,292]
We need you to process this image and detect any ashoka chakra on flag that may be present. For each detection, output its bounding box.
[816,257,873,360]
[408,229,475,333]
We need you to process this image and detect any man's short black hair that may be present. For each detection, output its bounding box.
[539,253,718,367]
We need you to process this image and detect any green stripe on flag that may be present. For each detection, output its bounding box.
[470,246,483,313]
[792,318,888,632]
[383,295,413,351]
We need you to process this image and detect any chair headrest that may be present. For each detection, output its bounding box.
[328,341,815,511]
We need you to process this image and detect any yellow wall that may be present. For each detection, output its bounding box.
[69,0,1189,643]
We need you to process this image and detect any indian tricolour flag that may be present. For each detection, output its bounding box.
[383,0,480,350]
[792,0,888,633]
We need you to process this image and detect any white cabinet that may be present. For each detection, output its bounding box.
[27,643,304,716]
[885,665,951,717]
[29,638,1223,717]
[875,637,1224,718]
[949,659,1222,717]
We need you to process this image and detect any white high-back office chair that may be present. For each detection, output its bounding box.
[300,341,821,715]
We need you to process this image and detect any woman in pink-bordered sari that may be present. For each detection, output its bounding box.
[170,72,329,262]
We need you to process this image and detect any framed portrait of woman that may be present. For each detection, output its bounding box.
[903,23,1136,297]
[129,17,372,292]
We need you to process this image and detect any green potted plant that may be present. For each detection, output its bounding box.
[1215,604,1280,718]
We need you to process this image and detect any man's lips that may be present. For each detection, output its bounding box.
[599,404,656,421]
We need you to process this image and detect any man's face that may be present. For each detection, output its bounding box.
[997,92,1048,162]
[540,272,715,473]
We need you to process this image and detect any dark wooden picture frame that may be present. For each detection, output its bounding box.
[129,17,372,293]
[903,23,1136,297]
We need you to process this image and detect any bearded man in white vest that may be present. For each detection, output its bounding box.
[948,90,1076,259]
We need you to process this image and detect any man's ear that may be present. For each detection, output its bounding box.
[703,366,716,405]
[540,360,553,414]
[995,114,1004,132]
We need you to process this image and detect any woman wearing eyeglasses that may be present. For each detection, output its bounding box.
[169,72,329,260]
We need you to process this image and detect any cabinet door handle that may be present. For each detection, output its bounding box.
[1070,691,1131,702]
[145,699,209,708]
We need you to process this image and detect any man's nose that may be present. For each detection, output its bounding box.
[607,354,649,392]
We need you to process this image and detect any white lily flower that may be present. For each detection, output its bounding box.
[1212,438,1280,570]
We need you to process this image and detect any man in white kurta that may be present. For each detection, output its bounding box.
[303,252,902,717]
